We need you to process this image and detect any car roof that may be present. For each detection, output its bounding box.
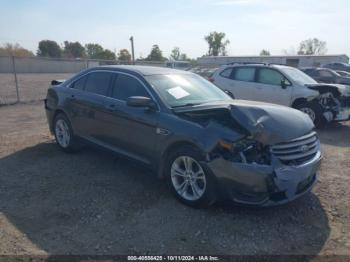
[220,63,294,70]
[93,65,191,76]
[300,67,329,70]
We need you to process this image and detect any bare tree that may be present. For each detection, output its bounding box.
[297,38,327,55]
[260,49,271,56]
[170,47,180,60]
[0,43,34,57]
[204,32,230,56]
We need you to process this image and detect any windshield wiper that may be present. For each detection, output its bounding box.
[171,103,202,108]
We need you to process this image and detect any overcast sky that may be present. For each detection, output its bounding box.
[1,0,349,58]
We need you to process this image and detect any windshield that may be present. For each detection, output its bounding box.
[279,67,318,85]
[146,74,230,108]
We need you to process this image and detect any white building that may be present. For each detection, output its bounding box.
[197,54,349,68]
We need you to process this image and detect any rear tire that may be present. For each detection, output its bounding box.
[53,113,80,153]
[295,102,324,128]
[165,146,217,208]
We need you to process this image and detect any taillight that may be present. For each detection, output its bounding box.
[208,77,214,83]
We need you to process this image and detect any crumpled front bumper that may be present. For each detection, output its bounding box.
[207,149,322,206]
[334,107,350,121]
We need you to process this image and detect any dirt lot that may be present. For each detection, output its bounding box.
[0,101,349,256]
[0,74,73,104]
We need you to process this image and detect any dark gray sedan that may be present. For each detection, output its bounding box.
[301,67,350,85]
[322,62,350,72]
[45,66,321,207]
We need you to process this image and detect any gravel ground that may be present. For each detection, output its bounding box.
[0,73,73,104]
[0,101,349,256]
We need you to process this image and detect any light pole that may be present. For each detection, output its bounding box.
[129,36,135,65]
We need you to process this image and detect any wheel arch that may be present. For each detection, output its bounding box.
[157,140,204,179]
[51,108,71,133]
[291,98,308,108]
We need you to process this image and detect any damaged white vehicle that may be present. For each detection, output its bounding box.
[211,64,350,127]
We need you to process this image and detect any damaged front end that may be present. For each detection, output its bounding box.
[208,131,321,206]
[174,100,322,206]
[307,84,350,122]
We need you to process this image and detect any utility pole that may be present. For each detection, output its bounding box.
[129,36,135,65]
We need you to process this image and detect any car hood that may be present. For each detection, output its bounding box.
[333,83,350,95]
[173,100,314,145]
[306,83,350,96]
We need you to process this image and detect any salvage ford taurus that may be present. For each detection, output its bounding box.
[45,66,322,207]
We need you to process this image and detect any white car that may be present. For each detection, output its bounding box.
[211,63,350,126]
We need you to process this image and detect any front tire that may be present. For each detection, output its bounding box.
[165,146,217,208]
[53,113,80,152]
[295,102,324,128]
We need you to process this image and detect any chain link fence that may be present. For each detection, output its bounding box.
[0,56,165,105]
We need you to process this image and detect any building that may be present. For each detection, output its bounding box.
[197,54,349,68]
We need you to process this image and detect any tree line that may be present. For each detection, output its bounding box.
[0,33,328,61]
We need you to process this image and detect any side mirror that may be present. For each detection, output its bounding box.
[224,90,235,99]
[127,96,157,110]
[281,79,290,89]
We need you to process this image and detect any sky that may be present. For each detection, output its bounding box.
[0,0,349,58]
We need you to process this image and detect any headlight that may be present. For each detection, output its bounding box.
[217,139,271,165]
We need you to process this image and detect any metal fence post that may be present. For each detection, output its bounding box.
[11,56,20,103]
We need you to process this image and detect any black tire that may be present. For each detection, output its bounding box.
[53,113,80,153]
[295,102,324,128]
[165,145,217,208]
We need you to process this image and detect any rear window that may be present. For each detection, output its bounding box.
[319,70,333,77]
[85,72,112,96]
[220,68,233,78]
[233,67,255,82]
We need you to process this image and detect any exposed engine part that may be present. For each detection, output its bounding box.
[213,139,271,165]
[316,92,342,121]
[323,111,334,122]
[308,84,350,122]
[319,92,340,108]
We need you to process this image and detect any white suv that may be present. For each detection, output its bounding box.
[211,63,350,126]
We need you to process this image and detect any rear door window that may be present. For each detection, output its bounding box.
[257,68,284,85]
[232,67,256,82]
[319,70,333,77]
[112,74,149,101]
[85,72,113,96]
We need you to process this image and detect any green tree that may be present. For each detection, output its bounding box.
[117,49,131,61]
[179,53,188,61]
[297,38,327,55]
[204,32,230,56]
[37,40,61,57]
[170,47,189,61]
[260,49,271,56]
[85,43,104,59]
[63,41,85,58]
[98,49,116,60]
[0,43,34,57]
[146,45,165,61]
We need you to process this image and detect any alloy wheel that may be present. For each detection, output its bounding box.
[55,119,71,148]
[170,156,206,201]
